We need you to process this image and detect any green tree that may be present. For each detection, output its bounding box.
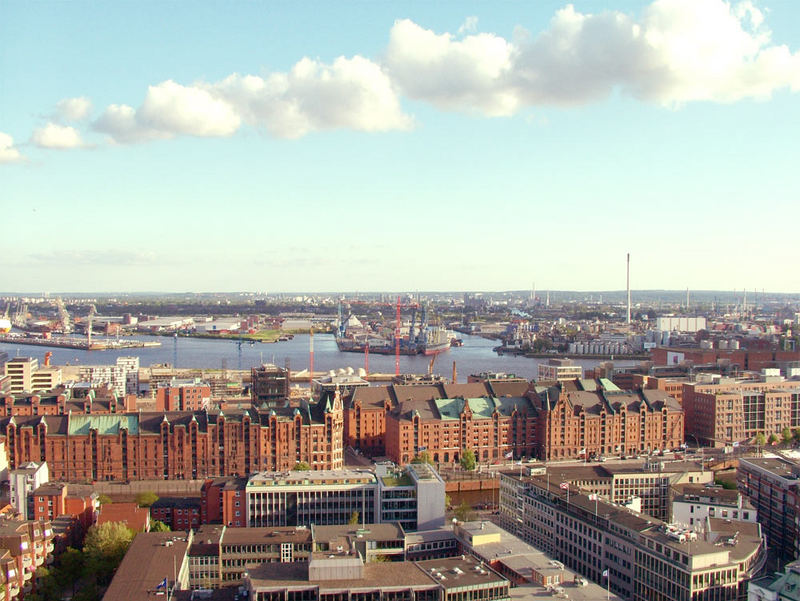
[769,433,779,445]
[83,522,135,586]
[794,428,800,441]
[72,582,100,601]
[135,491,159,507]
[29,567,59,601]
[783,428,794,445]
[715,478,737,490]
[150,520,171,532]
[293,461,310,471]
[57,547,84,595]
[444,494,452,510]
[97,494,113,505]
[460,449,476,471]
[349,511,360,525]
[454,501,473,522]
[755,432,766,446]
[412,451,433,465]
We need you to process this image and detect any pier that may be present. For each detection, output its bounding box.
[0,334,162,351]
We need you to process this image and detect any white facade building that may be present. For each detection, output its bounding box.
[9,461,49,519]
[79,356,140,397]
[672,484,757,529]
[655,316,707,333]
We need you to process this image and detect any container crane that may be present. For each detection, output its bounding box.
[55,298,71,333]
[87,304,97,346]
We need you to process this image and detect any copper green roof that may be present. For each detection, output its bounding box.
[435,397,497,420]
[68,414,140,436]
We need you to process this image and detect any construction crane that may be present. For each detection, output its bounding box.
[55,298,71,333]
[86,304,97,346]
[12,302,29,329]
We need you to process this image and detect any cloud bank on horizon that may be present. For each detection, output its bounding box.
[3,0,799,160]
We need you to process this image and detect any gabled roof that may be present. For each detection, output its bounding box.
[486,380,530,398]
[350,386,395,409]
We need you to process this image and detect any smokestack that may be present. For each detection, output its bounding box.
[626,253,631,325]
[452,361,457,384]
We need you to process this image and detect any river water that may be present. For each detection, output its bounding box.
[0,333,637,380]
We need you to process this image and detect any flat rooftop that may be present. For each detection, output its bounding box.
[248,561,437,591]
[222,526,312,546]
[740,457,799,479]
[313,523,405,543]
[248,469,378,487]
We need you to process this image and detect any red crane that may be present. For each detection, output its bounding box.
[340,297,420,377]
[395,296,401,376]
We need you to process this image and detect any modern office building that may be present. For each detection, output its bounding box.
[244,554,510,601]
[537,358,583,382]
[208,465,444,532]
[499,470,765,601]
[683,374,800,446]
[246,470,381,527]
[738,456,800,562]
[377,462,446,531]
[537,460,713,521]
[2,357,61,395]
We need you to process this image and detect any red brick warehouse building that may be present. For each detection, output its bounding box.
[345,378,683,464]
[0,391,344,482]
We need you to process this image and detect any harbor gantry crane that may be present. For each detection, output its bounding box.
[55,298,71,333]
[86,304,97,346]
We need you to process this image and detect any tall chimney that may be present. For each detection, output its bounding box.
[626,253,631,325]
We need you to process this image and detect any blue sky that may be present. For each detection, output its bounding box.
[2,1,799,293]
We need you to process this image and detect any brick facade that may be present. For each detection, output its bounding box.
[0,392,344,483]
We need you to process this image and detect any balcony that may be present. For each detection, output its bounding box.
[45,542,54,553]
[22,556,32,568]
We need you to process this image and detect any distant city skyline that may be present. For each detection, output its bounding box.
[3,1,799,293]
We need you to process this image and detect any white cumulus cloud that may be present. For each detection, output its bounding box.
[385,0,800,114]
[30,123,85,149]
[94,57,410,143]
[73,0,800,147]
[458,16,479,35]
[211,55,412,138]
[0,132,23,163]
[56,96,93,121]
[385,18,518,116]
[94,81,240,143]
